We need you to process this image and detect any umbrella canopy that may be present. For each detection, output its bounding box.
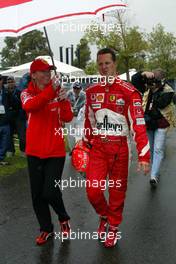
[0,0,127,37]
[0,56,84,77]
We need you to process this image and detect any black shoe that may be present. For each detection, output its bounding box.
[150,178,158,188]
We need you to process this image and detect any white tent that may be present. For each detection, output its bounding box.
[1,56,85,77]
[119,69,137,81]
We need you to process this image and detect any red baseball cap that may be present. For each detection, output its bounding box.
[30,58,56,73]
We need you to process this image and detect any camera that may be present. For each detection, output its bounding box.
[144,76,161,87]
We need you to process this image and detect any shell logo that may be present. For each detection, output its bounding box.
[96,93,105,103]
[97,95,103,100]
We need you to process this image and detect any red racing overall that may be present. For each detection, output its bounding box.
[84,77,150,226]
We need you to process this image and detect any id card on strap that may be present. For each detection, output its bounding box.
[0,105,5,114]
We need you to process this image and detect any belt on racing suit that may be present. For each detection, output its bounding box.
[92,135,127,143]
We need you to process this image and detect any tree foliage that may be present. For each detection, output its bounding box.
[73,37,91,70]
[1,30,49,68]
[85,11,148,80]
[85,61,98,75]
[147,24,176,78]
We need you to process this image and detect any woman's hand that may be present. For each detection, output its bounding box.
[52,75,60,91]
[58,88,67,101]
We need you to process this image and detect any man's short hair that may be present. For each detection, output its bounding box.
[97,48,116,62]
[7,76,15,81]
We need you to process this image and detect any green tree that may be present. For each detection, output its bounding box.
[0,37,20,68]
[85,11,148,81]
[147,24,176,78]
[1,30,49,68]
[85,61,98,75]
[73,37,91,70]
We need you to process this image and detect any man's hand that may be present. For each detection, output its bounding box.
[58,88,67,101]
[137,161,150,175]
[142,71,154,79]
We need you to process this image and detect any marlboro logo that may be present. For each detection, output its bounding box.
[96,115,123,132]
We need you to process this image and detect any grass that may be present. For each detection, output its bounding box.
[0,148,27,178]
[0,135,71,178]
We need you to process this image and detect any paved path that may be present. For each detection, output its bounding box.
[0,130,176,264]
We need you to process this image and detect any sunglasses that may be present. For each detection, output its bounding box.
[73,87,81,90]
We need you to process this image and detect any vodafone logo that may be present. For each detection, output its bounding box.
[0,0,32,9]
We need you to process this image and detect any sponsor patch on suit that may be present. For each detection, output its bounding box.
[136,118,145,125]
[116,98,125,106]
[91,93,97,101]
[91,103,101,109]
[133,100,142,107]
[96,93,105,103]
[133,99,143,117]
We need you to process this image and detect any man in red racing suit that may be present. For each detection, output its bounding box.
[83,48,150,248]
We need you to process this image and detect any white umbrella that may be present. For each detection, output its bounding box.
[0,0,127,37]
[0,56,84,77]
[0,1,127,74]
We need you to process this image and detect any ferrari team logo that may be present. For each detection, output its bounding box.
[109,95,116,102]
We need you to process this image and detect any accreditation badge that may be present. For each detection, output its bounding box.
[0,105,5,114]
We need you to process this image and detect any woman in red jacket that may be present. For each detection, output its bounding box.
[21,58,73,245]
